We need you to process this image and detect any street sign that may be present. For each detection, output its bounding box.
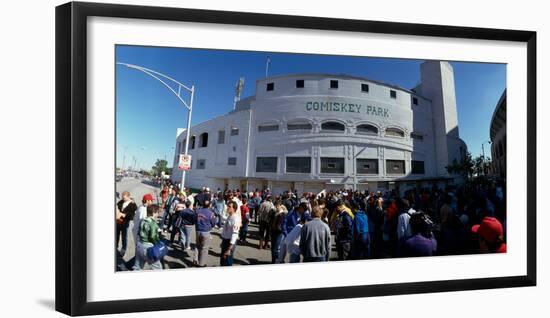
[178,154,191,171]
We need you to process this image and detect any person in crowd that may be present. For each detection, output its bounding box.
[367,195,384,257]
[471,216,506,253]
[334,199,354,260]
[300,206,332,262]
[212,191,226,228]
[283,202,310,236]
[397,198,416,242]
[220,201,241,266]
[278,214,311,263]
[251,191,262,223]
[193,199,217,267]
[351,200,370,259]
[133,204,162,270]
[270,200,288,263]
[161,187,178,232]
[178,200,196,251]
[132,193,154,255]
[116,191,138,256]
[401,212,437,257]
[239,197,250,243]
[257,195,275,249]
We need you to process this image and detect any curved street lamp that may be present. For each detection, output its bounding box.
[116,62,195,189]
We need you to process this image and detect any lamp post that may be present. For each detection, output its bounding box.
[117,62,195,189]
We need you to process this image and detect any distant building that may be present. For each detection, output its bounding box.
[171,61,467,195]
[490,90,506,179]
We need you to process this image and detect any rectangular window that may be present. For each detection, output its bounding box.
[196,159,206,170]
[230,127,239,136]
[411,160,425,174]
[296,79,304,88]
[258,124,279,132]
[386,160,405,174]
[256,157,278,173]
[410,132,424,140]
[287,123,312,130]
[412,97,418,105]
[320,157,345,174]
[330,80,338,89]
[390,90,397,99]
[361,83,369,92]
[228,157,237,166]
[266,82,274,91]
[218,130,225,144]
[356,159,379,174]
[286,157,311,173]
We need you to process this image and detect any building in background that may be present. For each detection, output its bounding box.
[490,90,506,179]
[171,60,467,195]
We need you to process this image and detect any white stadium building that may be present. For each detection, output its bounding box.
[171,60,467,195]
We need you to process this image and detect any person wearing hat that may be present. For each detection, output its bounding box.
[471,217,506,253]
[131,193,154,255]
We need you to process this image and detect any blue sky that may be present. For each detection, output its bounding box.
[115,45,505,170]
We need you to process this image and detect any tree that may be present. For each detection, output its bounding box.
[152,159,169,176]
[446,151,475,180]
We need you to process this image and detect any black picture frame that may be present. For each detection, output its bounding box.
[55,1,537,316]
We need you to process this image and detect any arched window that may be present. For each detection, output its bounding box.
[321,121,345,132]
[287,121,312,131]
[385,127,405,138]
[356,124,378,135]
[199,132,208,148]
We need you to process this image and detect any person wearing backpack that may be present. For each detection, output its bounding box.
[352,200,370,259]
[133,204,162,271]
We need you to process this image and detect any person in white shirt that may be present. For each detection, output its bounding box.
[278,214,312,263]
[220,201,241,266]
[397,198,416,241]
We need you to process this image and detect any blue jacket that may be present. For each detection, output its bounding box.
[353,210,370,243]
[283,209,311,236]
[195,208,216,232]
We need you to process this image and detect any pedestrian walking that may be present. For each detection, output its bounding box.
[193,200,217,267]
[220,201,241,266]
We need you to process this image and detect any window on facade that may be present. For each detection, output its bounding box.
[356,124,378,135]
[228,157,237,166]
[230,127,239,136]
[410,132,424,140]
[321,121,345,132]
[330,80,338,89]
[386,160,405,174]
[385,127,405,137]
[266,82,274,91]
[412,97,418,105]
[390,90,397,99]
[286,157,311,173]
[190,136,196,149]
[356,159,378,174]
[296,79,304,88]
[196,159,206,169]
[199,132,208,148]
[256,157,278,173]
[258,124,279,132]
[411,160,425,174]
[287,122,312,131]
[361,83,369,93]
[217,130,225,144]
[320,157,345,174]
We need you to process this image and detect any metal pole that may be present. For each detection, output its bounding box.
[181,85,194,190]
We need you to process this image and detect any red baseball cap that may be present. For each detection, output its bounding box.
[142,193,154,202]
[471,217,503,243]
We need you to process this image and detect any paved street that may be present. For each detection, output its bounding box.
[116,177,277,270]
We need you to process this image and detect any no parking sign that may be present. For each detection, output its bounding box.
[178,154,191,171]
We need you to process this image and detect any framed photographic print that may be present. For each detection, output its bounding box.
[55,1,536,316]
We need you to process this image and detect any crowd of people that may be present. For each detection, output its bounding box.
[115,178,506,270]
